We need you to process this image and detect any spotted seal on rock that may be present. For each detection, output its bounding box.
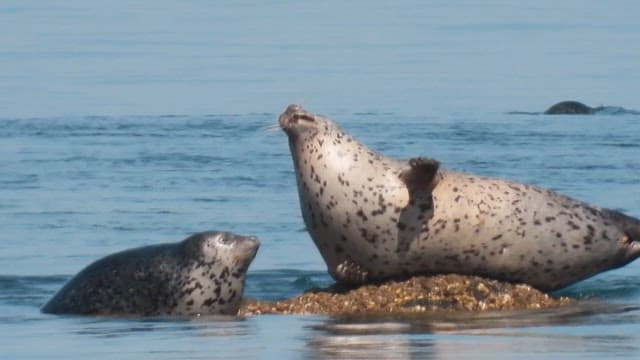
[279,104,640,291]
[42,231,259,316]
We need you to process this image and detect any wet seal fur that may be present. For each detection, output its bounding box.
[544,101,599,114]
[279,104,640,291]
[42,231,259,316]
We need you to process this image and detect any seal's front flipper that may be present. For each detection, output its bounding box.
[335,259,369,285]
[398,157,440,195]
[396,158,439,255]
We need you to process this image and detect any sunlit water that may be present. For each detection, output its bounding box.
[2,1,640,359]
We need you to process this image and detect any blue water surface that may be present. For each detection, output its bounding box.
[2,1,640,359]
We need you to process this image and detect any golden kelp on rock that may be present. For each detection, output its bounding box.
[239,274,572,316]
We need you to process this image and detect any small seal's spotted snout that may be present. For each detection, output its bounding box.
[42,231,260,316]
[279,104,640,291]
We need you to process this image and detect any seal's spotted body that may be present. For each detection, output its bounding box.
[42,231,259,316]
[280,105,640,291]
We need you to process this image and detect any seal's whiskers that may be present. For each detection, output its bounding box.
[262,123,281,133]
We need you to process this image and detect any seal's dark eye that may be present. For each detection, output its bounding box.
[217,234,233,245]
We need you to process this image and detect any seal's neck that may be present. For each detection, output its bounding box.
[292,126,403,188]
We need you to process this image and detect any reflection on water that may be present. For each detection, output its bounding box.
[73,316,251,339]
[307,322,414,359]
[305,303,640,359]
[311,301,640,332]
[308,334,416,359]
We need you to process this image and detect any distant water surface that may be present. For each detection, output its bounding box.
[1,0,639,117]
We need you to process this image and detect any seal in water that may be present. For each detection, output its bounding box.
[544,101,600,114]
[279,104,640,291]
[42,231,259,316]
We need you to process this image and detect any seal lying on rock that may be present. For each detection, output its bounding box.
[279,104,640,291]
[42,231,259,316]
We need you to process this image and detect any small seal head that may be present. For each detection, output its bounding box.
[183,231,260,271]
[544,101,595,114]
[42,231,260,316]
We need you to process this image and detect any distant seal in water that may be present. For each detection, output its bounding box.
[42,231,259,316]
[509,102,639,115]
[279,104,640,291]
[544,101,600,114]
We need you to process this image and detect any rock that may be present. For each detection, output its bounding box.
[238,274,572,316]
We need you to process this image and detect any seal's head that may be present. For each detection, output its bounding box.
[544,101,595,115]
[176,231,260,315]
[183,231,260,271]
[279,104,338,142]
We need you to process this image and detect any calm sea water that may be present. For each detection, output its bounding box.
[2,1,640,359]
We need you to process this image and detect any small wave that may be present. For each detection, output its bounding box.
[598,143,640,148]
[546,164,619,171]
[353,112,380,116]
[191,197,233,203]
[595,106,640,115]
[0,274,68,287]
[220,175,259,186]
[555,275,640,300]
[506,111,542,115]
[111,153,230,167]
[0,114,271,141]
[244,269,333,301]
[0,274,69,308]
[0,174,40,189]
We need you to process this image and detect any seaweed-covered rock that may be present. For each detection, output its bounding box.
[239,274,572,316]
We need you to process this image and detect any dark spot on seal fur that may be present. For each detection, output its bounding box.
[567,221,581,230]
